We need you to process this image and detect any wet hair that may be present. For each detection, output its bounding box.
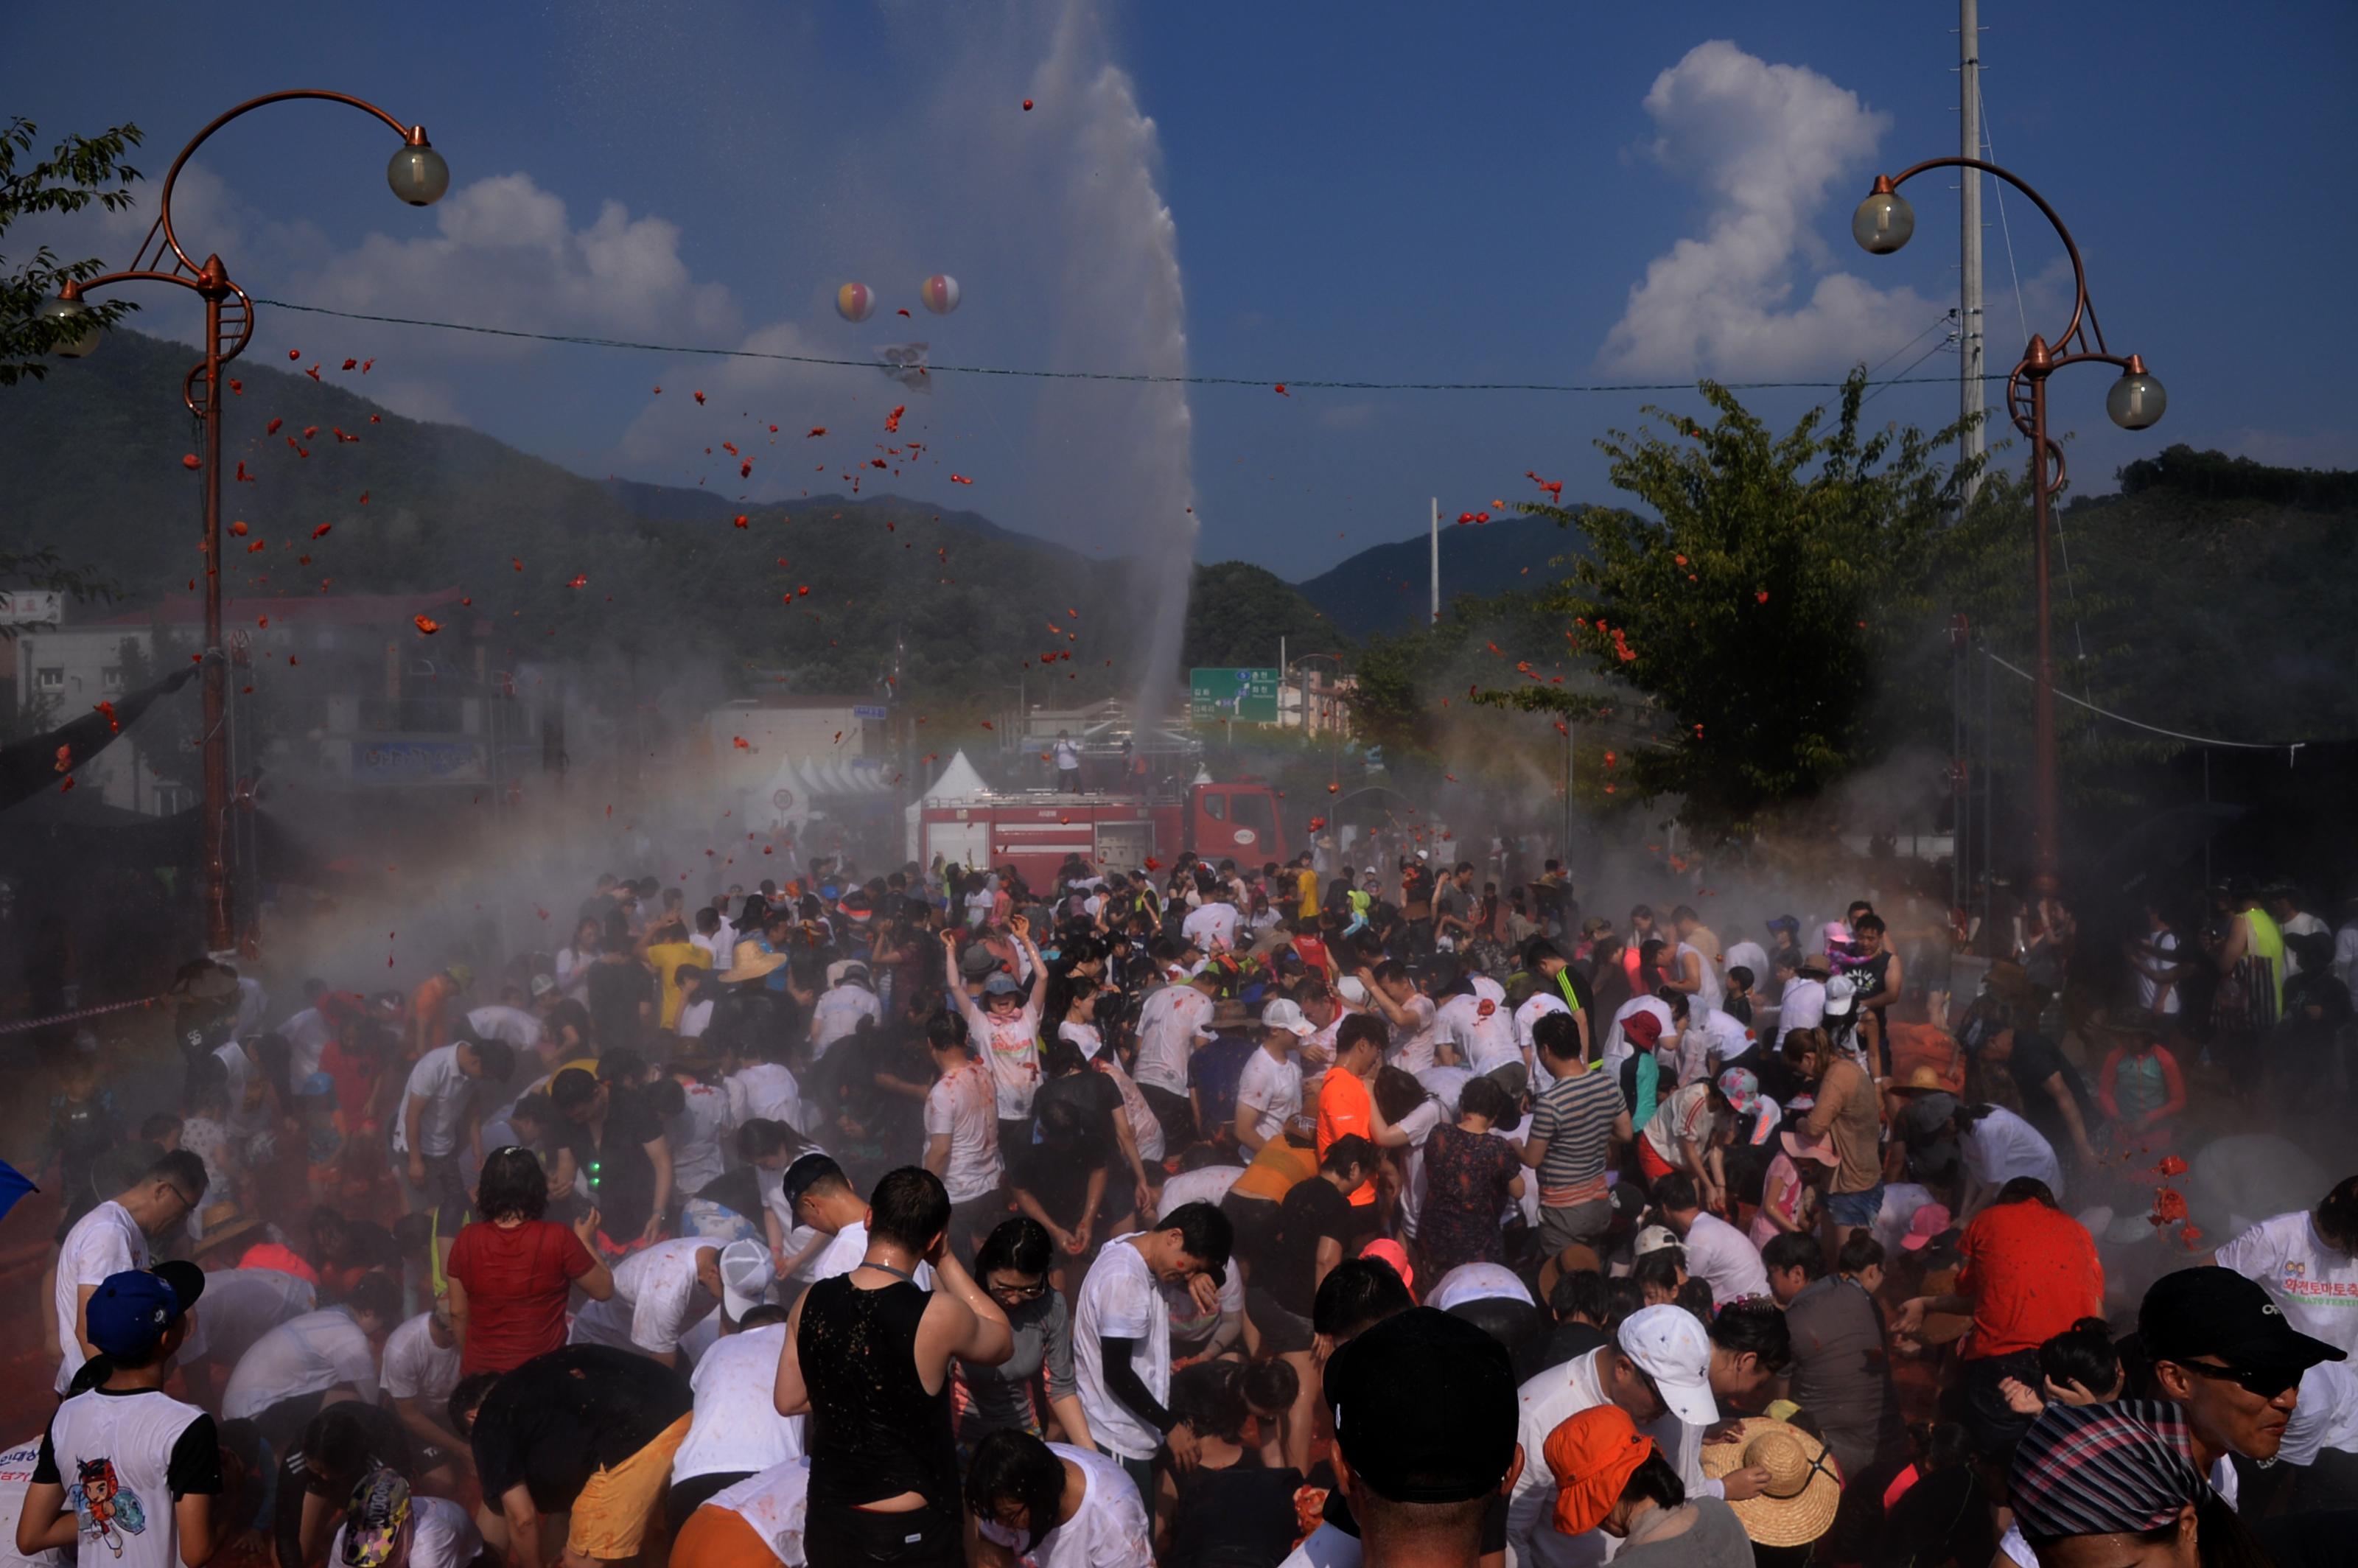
[735,1119,807,1162]
[1711,1298,1793,1373]
[447,1371,500,1437]
[346,1270,402,1327]
[1673,1277,1715,1325]
[1371,1065,1427,1124]
[927,1011,972,1055]
[549,1068,598,1110]
[1335,1012,1390,1057]
[1171,1362,1251,1443]
[1532,1009,1583,1063]
[963,1429,1066,1554]
[1157,1200,1233,1273]
[1322,1133,1376,1179]
[468,1039,517,1082]
[1633,1250,1685,1298]
[1621,1448,1686,1511]
[1550,1269,1612,1325]
[507,1093,557,1139]
[1458,1074,1516,1129]
[1312,1256,1416,1340]
[1995,1177,2058,1210]
[1762,1231,1829,1284]
[643,1077,686,1118]
[1040,1035,1090,1079]
[976,1217,1054,1281]
[302,1404,399,1492]
[738,1303,792,1331]
[867,1166,951,1253]
[1725,965,1754,993]
[2038,1316,2123,1398]
[1602,1276,1646,1329]
[1242,1357,1300,1415]
[475,1147,549,1223]
[1651,1172,1700,1213]
[2317,1176,2358,1253]
[144,1148,210,1201]
[1836,1233,1887,1277]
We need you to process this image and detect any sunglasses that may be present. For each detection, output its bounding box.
[989,1278,1049,1301]
[2174,1359,2302,1400]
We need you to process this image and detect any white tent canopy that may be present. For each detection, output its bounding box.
[923,749,991,802]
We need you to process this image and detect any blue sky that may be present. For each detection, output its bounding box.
[10,0,2354,578]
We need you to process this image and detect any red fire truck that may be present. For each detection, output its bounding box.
[906,752,1291,887]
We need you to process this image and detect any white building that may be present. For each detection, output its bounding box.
[10,623,184,814]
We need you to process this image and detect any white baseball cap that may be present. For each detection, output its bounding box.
[1633,1223,1680,1258]
[1617,1303,1718,1427]
[718,1238,776,1320]
[1261,998,1311,1035]
[1823,976,1858,1018]
[1335,976,1371,1005]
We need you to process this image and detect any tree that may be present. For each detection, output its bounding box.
[1483,373,2014,831]
[1180,561,1342,671]
[2,118,144,387]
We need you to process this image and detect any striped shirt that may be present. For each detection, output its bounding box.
[1528,1067,1626,1208]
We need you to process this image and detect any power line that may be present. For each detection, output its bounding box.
[1981,646,2309,761]
[252,296,2012,396]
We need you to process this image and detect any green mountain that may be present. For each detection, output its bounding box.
[1294,510,1589,638]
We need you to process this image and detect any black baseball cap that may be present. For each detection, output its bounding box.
[2139,1266,2345,1371]
[1323,1306,1518,1504]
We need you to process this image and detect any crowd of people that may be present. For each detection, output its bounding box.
[19,848,2358,1567]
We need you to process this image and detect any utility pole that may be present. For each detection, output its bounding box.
[1959,0,1986,504]
[1429,497,1440,624]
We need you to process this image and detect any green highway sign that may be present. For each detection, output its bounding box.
[1190,666,1281,724]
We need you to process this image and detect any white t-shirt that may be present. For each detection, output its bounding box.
[1679,1212,1771,1306]
[1386,994,1441,1074]
[570,1239,714,1356]
[669,1082,734,1197]
[1642,1082,1722,1168]
[1133,985,1214,1097]
[1438,980,1519,1074]
[974,1444,1154,1567]
[379,1312,461,1404]
[1515,991,1572,1063]
[671,1324,804,1483]
[725,1063,804,1133]
[793,1220,939,1290]
[0,1436,66,1568]
[332,1495,478,1568]
[809,986,881,1059]
[1392,1099,1448,1242]
[1155,1166,1245,1220]
[279,1007,337,1084]
[678,997,714,1039]
[923,1061,1004,1204]
[1426,1263,1534,1312]
[1962,1105,2064,1200]
[178,1268,316,1371]
[955,991,1046,1121]
[1603,995,1676,1066]
[1678,941,1724,1011]
[1074,1238,1170,1462]
[2132,929,2184,1015]
[1097,1059,1165,1166]
[466,1005,544,1051]
[390,1045,474,1158]
[704,1459,811,1567]
[40,1390,206,1568]
[1777,976,1827,1037]
[221,1309,378,1420]
[2280,1359,2358,1466]
[1678,1009,1752,1088]
[1723,941,1770,994]
[1234,1049,1304,1145]
[2215,1211,2358,1357]
[1181,903,1241,953]
[53,1203,147,1395]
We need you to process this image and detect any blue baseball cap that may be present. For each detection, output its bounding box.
[1766,915,1800,933]
[86,1262,206,1358]
[982,973,1024,997]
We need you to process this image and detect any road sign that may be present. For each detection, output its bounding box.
[772,788,797,812]
[1190,667,1281,725]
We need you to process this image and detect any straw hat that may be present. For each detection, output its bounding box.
[718,937,789,984]
[1698,1418,1843,1547]
[1885,1064,1949,1096]
[189,1197,263,1258]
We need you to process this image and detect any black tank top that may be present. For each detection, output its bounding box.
[800,1272,957,1510]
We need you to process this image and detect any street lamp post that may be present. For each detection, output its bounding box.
[1853,158,2163,897]
[41,92,447,953]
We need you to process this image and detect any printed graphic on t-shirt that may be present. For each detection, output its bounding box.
[71,1457,147,1556]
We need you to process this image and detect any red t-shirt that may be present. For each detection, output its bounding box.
[1318,1070,1376,1208]
[1955,1199,2104,1359]
[447,1218,598,1375]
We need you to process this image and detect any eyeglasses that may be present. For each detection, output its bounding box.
[2173,1359,2302,1400]
[989,1279,1049,1300]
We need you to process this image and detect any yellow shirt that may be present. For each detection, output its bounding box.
[644,942,710,1030]
[1296,867,1320,919]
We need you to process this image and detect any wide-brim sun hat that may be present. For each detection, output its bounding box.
[1699,1417,1843,1547]
[717,938,789,984]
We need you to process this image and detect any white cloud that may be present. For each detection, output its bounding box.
[286,173,739,354]
[1599,40,1942,378]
